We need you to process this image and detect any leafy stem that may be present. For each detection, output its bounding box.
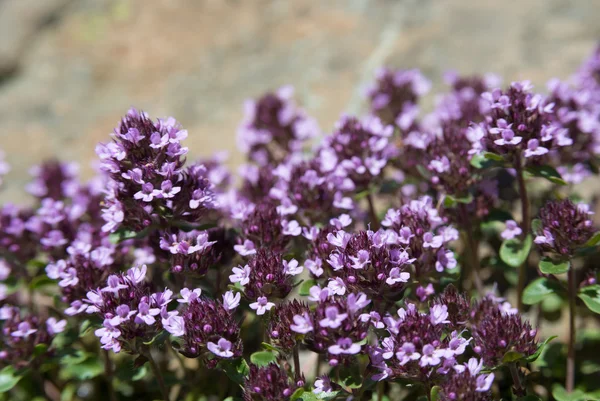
[514,155,530,312]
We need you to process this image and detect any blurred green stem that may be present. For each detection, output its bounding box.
[514,156,530,312]
[566,266,576,392]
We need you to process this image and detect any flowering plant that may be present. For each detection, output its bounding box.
[2,47,600,401]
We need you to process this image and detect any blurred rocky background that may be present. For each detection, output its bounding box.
[1,0,600,203]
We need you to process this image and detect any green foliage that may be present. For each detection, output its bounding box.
[249,351,277,367]
[0,366,24,392]
[578,285,600,314]
[525,165,568,185]
[499,235,532,268]
[522,278,564,305]
[539,257,570,275]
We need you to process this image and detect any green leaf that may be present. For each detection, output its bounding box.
[416,164,431,179]
[217,358,250,386]
[290,388,305,401]
[261,342,281,353]
[443,195,457,208]
[0,366,23,392]
[109,227,149,244]
[552,383,586,401]
[526,165,567,185]
[539,257,570,275]
[430,386,441,401]
[29,275,56,290]
[578,285,600,314]
[299,279,316,296]
[250,351,277,367]
[516,396,542,401]
[79,320,94,338]
[584,231,600,247]
[33,343,49,358]
[143,330,169,346]
[470,153,493,169]
[523,278,563,305]
[499,235,532,268]
[526,336,557,362]
[502,350,525,364]
[483,152,504,161]
[59,355,103,380]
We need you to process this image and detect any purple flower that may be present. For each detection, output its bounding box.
[396,342,421,365]
[283,259,303,276]
[328,337,362,355]
[58,267,79,288]
[11,321,37,338]
[319,306,348,329]
[127,264,147,284]
[135,302,160,325]
[134,183,160,202]
[349,249,370,270]
[501,220,522,240]
[523,138,548,158]
[430,304,451,325]
[101,275,128,294]
[162,313,185,337]
[290,312,314,334]
[207,338,234,358]
[229,264,251,286]
[215,291,238,312]
[158,180,181,198]
[250,296,275,315]
[178,288,202,304]
[234,239,256,256]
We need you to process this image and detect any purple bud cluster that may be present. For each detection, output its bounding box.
[167,289,242,364]
[96,108,215,233]
[470,296,537,366]
[534,199,595,257]
[243,363,299,401]
[0,306,65,368]
[381,197,458,277]
[237,86,319,166]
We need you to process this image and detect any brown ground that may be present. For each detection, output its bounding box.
[1,0,600,203]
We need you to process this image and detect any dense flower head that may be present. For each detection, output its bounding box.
[267,299,311,352]
[71,266,167,353]
[534,199,595,257]
[479,81,567,162]
[381,197,458,277]
[46,243,128,304]
[433,285,471,329]
[174,294,242,363]
[26,160,80,200]
[243,363,299,401]
[268,159,353,224]
[237,200,290,252]
[546,79,600,181]
[470,297,537,366]
[434,72,499,126]
[370,302,470,382]
[96,108,215,233]
[158,228,220,274]
[317,115,397,191]
[0,306,65,368]
[439,359,495,401]
[423,120,482,195]
[300,291,370,365]
[0,204,39,265]
[367,67,431,126]
[322,229,412,300]
[237,86,319,166]
[232,249,295,304]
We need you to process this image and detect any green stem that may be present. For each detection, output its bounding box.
[366,194,380,230]
[566,267,576,392]
[103,350,118,401]
[377,381,384,401]
[144,348,171,401]
[515,156,530,312]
